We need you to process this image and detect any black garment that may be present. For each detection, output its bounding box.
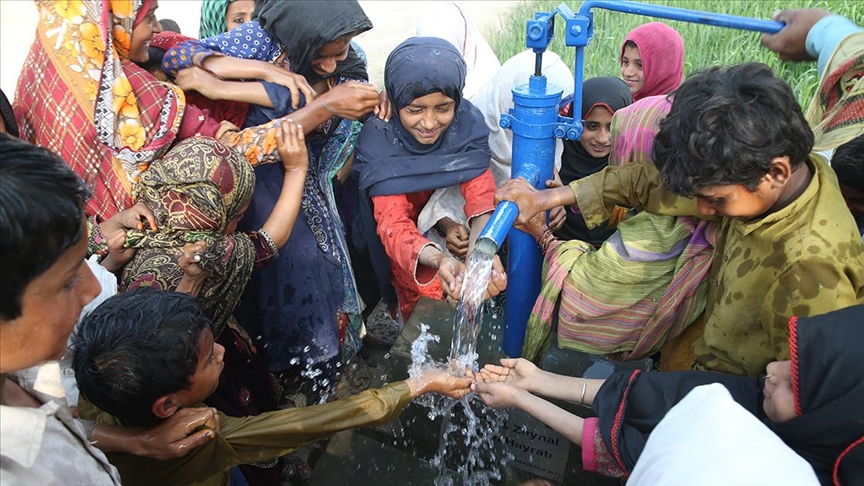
[256,0,371,83]
[352,37,491,307]
[592,305,864,485]
[557,77,631,245]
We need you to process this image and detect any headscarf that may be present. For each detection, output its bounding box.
[806,32,863,151]
[199,0,231,39]
[416,49,574,240]
[621,22,684,101]
[415,1,501,100]
[0,89,18,138]
[355,37,490,196]
[590,305,864,484]
[14,0,185,219]
[256,0,372,83]
[353,36,491,306]
[559,77,632,184]
[770,305,864,485]
[120,137,257,338]
[557,77,631,244]
[608,95,672,167]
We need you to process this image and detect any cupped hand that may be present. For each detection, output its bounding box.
[275,119,309,172]
[438,254,506,300]
[321,81,380,120]
[760,9,830,62]
[477,358,538,390]
[407,369,473,399]
[471,381,523,409]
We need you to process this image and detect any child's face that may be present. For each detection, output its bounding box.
[0,219,100,373]
[693,181,781,220]
[579,105,613,158]
[129,1,162,63]
[398,92,456,145]
[620,45,644,94]
[173,327,225,407]
[763,360,796,422]
[225,0,256,33]
[311,38,352,76]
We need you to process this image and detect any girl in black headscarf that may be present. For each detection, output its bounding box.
[474,304,864,485]
[557,77,632,245]
[354,37,506,321]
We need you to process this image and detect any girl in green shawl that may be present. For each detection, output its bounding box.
[199,0,257,38]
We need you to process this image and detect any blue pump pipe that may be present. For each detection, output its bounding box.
[477,1,784,357]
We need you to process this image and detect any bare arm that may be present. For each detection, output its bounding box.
[260,121,308,248]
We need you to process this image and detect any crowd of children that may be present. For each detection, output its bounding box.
[1,1,862,485]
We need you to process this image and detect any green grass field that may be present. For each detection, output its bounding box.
[488,0,861,105]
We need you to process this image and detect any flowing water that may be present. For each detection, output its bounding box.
[448,238,498,375]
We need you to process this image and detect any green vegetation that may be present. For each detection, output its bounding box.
[488,0,861,105]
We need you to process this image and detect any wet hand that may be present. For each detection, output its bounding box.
[487,255,507,298]
[471,381,523,409]
[445,224,470,259]
[438,256,465,300]
[266,68,317,109]
[478,358,537,389]
[276,120,309,173]
[407,369,472,399]
[495,178,544,225]
[134,407,220,460]
[322,81,380,120]
[760,9,829,61]
[178,241,207,281]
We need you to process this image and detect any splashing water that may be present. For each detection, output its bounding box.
[409,324,511,485]
[448,238,497,375]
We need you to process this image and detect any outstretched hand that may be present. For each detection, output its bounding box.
[477,358,538,391]
[496,178,546,225]
[407,369,473,399]
[760,9,830,62]
[471,380,524,409]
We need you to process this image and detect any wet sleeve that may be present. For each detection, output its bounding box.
[373,194,440,285]
[571,163,704,229]
[459,169,497,222]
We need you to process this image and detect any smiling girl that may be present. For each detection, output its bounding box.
[620,22,684,101]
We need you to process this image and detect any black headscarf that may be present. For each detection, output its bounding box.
[355,36,491,196]
[352,36,492,306]
[556,77,631,244]
[256,0,372,83]
[592,305,864,485]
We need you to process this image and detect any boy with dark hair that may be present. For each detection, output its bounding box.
[72,287,472,486]
[497,62,864,377]
[0,135,214,483]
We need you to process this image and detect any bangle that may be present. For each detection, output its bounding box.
[257,228,279,257]
[539,227,556,254]
[579,380,587,407]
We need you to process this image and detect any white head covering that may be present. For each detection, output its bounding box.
[415,2,501,100]
[417,49,574,240]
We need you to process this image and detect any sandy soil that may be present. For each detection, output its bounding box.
[1,1,519,96]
